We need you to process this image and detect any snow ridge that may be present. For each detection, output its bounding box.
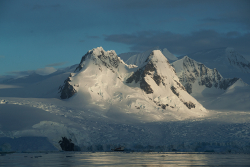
[172,56,242,94]
[126,47,178,66]
[225,47,250,73]
[185,47,250,84]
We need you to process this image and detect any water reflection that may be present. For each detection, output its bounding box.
[0,152,250,166]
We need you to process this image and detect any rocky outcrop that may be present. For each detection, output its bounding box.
[126,52,164,94]
[59,76,76,99]
[173,56,240,94]
[75,48,121,73]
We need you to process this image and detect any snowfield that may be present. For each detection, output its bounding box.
[0,47,250,153]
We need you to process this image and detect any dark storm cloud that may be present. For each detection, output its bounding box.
[198,1,250,30]
[105,30,250,55]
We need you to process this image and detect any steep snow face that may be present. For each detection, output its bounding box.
[118,52,139,62]
[185,47,250,84]
[225,48,250,73]
[126,47,178,66]
[161,48,178,62]
[59,47,207,121]
[172,56,240,95]
[59,47,134,100]
[125,47,160,67]
[207,80,250,111]
[126,50,206,115]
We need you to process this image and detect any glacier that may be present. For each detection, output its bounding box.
[0,47,249,153]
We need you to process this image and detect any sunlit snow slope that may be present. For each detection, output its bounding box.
[59,47,207,121]
[126,47,178,66]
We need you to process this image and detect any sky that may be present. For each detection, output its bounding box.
[0,0,250,79]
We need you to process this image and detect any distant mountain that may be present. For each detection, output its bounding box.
[208,78,250,110]
[172,56,250,110]
[125,47,178,66]
[1,73,46,84]
[0,64,78,85]
[59,47,207,120]
[172,56,240,95]
[0,65,78,98]
[118,52,139,62]
[182,47,250,84]
[161,48,178,62]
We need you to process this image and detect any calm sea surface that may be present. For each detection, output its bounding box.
[1,152,250,167]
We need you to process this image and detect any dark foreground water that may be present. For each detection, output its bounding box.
[1,152,250,167]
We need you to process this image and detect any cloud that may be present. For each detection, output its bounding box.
[35,67,57,75]
[105,30,250,55]
[198,2,250,30]
[46,62,67,67]
[7,67,57,77]
[0,75,13,82]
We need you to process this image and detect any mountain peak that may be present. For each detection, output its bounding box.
[74,47,121,72]
[145,50,169,64]
[162,48,178,62]
[172,56,243,95]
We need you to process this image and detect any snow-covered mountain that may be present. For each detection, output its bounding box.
[184,47,250,84]
[118,52,139,62]
[59,47,207,121]
[172,56,250,111]
[1,47,250,153]
[161,48,178,62]
[172,56,241,95]
[126,47,178,66]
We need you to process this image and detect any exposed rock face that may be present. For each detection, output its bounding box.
[172,56,239,94]
[59,76,76,99]
[171,86,179,97]
[126,61,160,94]
[226,48,250,71]
[184,83,192,94]
[183,101,195,109]
[75,49,122,73]
[183,47,250,84]
[126,52,164,94]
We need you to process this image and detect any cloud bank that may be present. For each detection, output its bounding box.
[105,30,250,55]
[6,67,57,78]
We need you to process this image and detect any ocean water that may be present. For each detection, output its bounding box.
[1,152,250,167]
